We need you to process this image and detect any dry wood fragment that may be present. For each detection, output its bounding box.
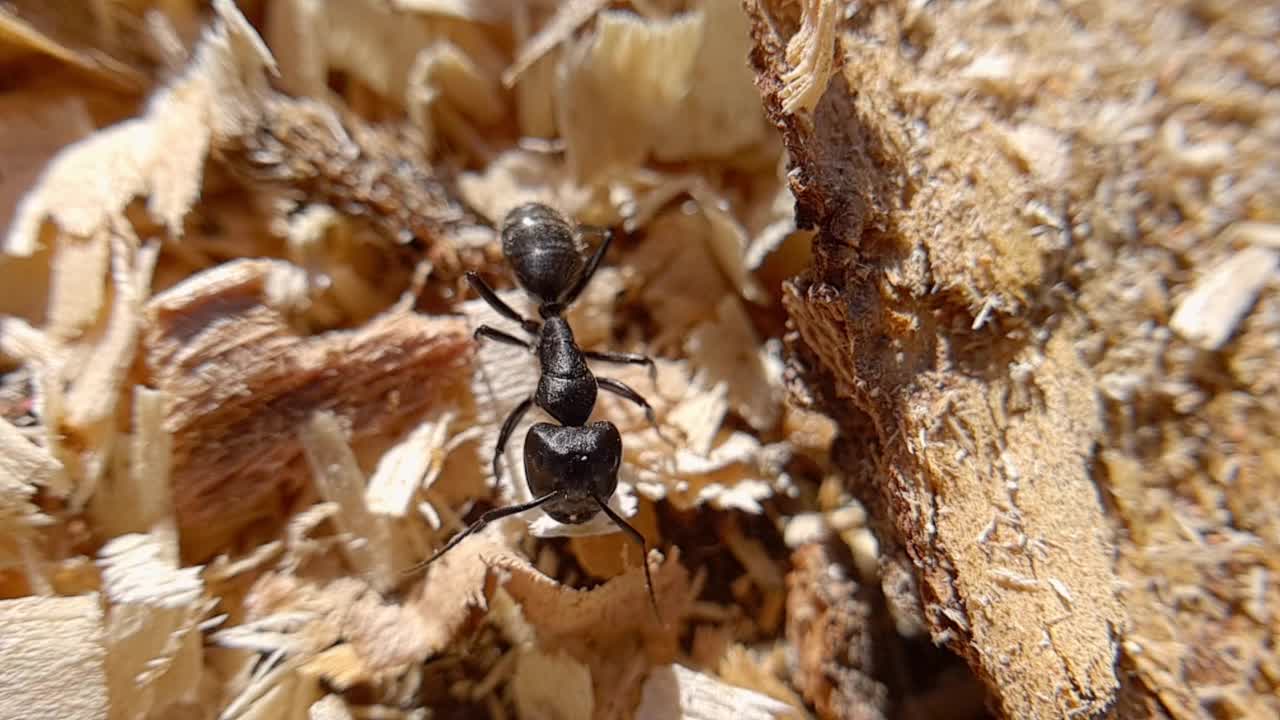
[745,1,1124,716]
[786,543,888,720]
[1169,245,1278,351]
[97,532,211,720]
[142,259,473,558]
[298,412,401,592]
[4,0,274,258]
[634,663,796,720]
[0,594,108,720]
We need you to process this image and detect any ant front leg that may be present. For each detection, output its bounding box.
[596,377,673,445]
[561,226,613,307]
[465,272,540,335]
[493,397,534,481]
[475,325,532,350]
[584,349,658,383]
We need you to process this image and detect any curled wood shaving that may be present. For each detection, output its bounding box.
[143,259,472,558]
[634,663,795,720]
[5,0,274,257]
[0,594,108,720]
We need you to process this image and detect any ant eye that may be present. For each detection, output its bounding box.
[579,454,588,462]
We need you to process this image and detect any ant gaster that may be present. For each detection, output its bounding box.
[412,202,664,615]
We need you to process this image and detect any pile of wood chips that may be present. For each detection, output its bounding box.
[0,1,1275,719]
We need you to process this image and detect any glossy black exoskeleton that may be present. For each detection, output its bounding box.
[412,202,664,616]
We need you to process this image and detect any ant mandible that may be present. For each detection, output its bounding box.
[412,202,665,615]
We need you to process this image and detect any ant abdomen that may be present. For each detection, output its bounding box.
[501,203,585,304]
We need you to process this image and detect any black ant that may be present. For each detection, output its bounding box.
[412,203,665,615]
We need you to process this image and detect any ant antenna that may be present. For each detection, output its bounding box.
[592,494,660,621]
[403,490,562,579]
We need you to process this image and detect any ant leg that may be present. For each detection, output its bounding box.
[404,490,562,578]
[475,325,532,350]
[593,494,659,621]
[596,377,672,445]
[584,349,658,383]
[465,272,540,335]
[561,226,613,306]
[493,397,534,482]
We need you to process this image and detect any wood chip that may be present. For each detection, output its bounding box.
[1169,245,1278,351]
[0,594,108,720]
[143,259,472,558]
[5,0,274,256]
[634,664,795,720]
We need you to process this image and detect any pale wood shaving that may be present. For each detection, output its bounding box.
[65,237,159,429]
[502,0,610,88]
[309,694,354,720]
[778,0,839,116]
[88,386,174,539]
[1169,245,1278,351]
[687,295,783,431]
[4,0,275,257]
[0,316,55,365]
[510,648,595,720]
[98,532,211,719]
[366,412,466,518]
[0,594,108,720]
[689,187,769,304]
[634,663,795,720]
[557,10,703,183]
[298,411,400,592]
[0,415,61,516]
[45,231,110,340]
[651,0,768,161]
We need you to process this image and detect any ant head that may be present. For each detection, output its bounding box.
[501,203,585,306]
[523,420,621,524]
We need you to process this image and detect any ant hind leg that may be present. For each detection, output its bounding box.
[596,377,673,446]
[493,397,534,481]
[404,490,562,578]
[593,494,660,621]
